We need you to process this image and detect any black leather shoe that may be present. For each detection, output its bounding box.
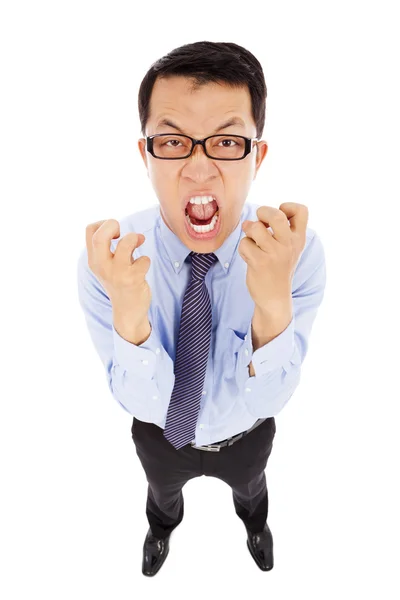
[246,523,274,571]
[142,527,171,576]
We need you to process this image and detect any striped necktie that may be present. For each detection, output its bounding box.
[163,251,218,450]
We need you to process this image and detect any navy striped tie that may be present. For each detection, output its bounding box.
[163,251,218,450]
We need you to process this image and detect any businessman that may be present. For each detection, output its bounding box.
[77,40,326,576]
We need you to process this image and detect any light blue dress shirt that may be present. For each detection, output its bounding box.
[77,201,326,446]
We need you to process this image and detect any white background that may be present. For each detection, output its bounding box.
[1,0,399,598]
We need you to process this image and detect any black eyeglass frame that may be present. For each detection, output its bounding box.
[146,133,259,161]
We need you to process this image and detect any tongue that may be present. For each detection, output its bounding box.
[186,199,218,222]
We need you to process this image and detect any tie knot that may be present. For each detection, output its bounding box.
[189,251,218,281]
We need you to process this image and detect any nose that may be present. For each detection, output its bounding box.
[191,140,208,158]
[191,140,206,157]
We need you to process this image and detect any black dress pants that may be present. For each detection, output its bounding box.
[131,416,276,539]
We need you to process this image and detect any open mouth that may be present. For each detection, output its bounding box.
[184,198,219,226]
[184,209,220,226]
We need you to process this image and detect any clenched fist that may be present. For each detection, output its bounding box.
[85,219,152,331]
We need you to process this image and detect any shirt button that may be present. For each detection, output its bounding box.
[202,390,207,395]
[156,348,160,354]
[174,261,180,268]
[244,349,249,356]
[199,424,204,429]
[245,387,252,392]
[142,359,149,365]
[224,262,229,268]
[152,396,158,400]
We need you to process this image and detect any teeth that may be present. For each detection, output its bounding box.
[188,195,215,205]
[186,210,219,233]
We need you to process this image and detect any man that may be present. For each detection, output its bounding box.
[77,40,326,577]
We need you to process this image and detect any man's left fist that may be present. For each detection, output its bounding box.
[238,203,308,312]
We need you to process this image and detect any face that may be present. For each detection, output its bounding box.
[138,75,268,254]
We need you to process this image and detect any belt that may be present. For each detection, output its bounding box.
[190,418,267,452]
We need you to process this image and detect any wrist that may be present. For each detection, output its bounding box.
[113,312,151,345]
[251,303,292,350]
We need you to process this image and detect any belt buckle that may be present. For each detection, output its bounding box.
[205,444,221,452]
[203,444,221,452]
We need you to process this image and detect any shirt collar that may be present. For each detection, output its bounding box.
[157,204,247,275]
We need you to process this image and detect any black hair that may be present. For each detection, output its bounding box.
[138,41,267,139]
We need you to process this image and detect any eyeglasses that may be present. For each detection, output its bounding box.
[146,134,259,161]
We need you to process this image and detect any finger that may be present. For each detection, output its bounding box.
[114,231,146,267]
[278,202,309,236]
[131,253,151,277]
[239,235,265,265]
[88,219,120,269]
[242,219,275,253]
[254,206,292,245]
[86,220,108,264]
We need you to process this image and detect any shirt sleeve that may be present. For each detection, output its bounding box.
[76,247,175,422]
[233,231,327,417]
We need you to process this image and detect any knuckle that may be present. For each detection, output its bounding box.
[86,219,106,232]
[92,234,102,246]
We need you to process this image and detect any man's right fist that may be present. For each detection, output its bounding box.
[85,219,152,323]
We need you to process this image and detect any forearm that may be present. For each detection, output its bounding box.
[111,309,175,421]
[248,303,293,376]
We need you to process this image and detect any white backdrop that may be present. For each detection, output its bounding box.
[1,0,399,598]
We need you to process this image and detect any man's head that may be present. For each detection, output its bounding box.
[138,41,268,254]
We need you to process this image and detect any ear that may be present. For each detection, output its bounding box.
[253,141,268,179]
[138,138,148,169]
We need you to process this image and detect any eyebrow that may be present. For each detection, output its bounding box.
[155,117,245,135]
